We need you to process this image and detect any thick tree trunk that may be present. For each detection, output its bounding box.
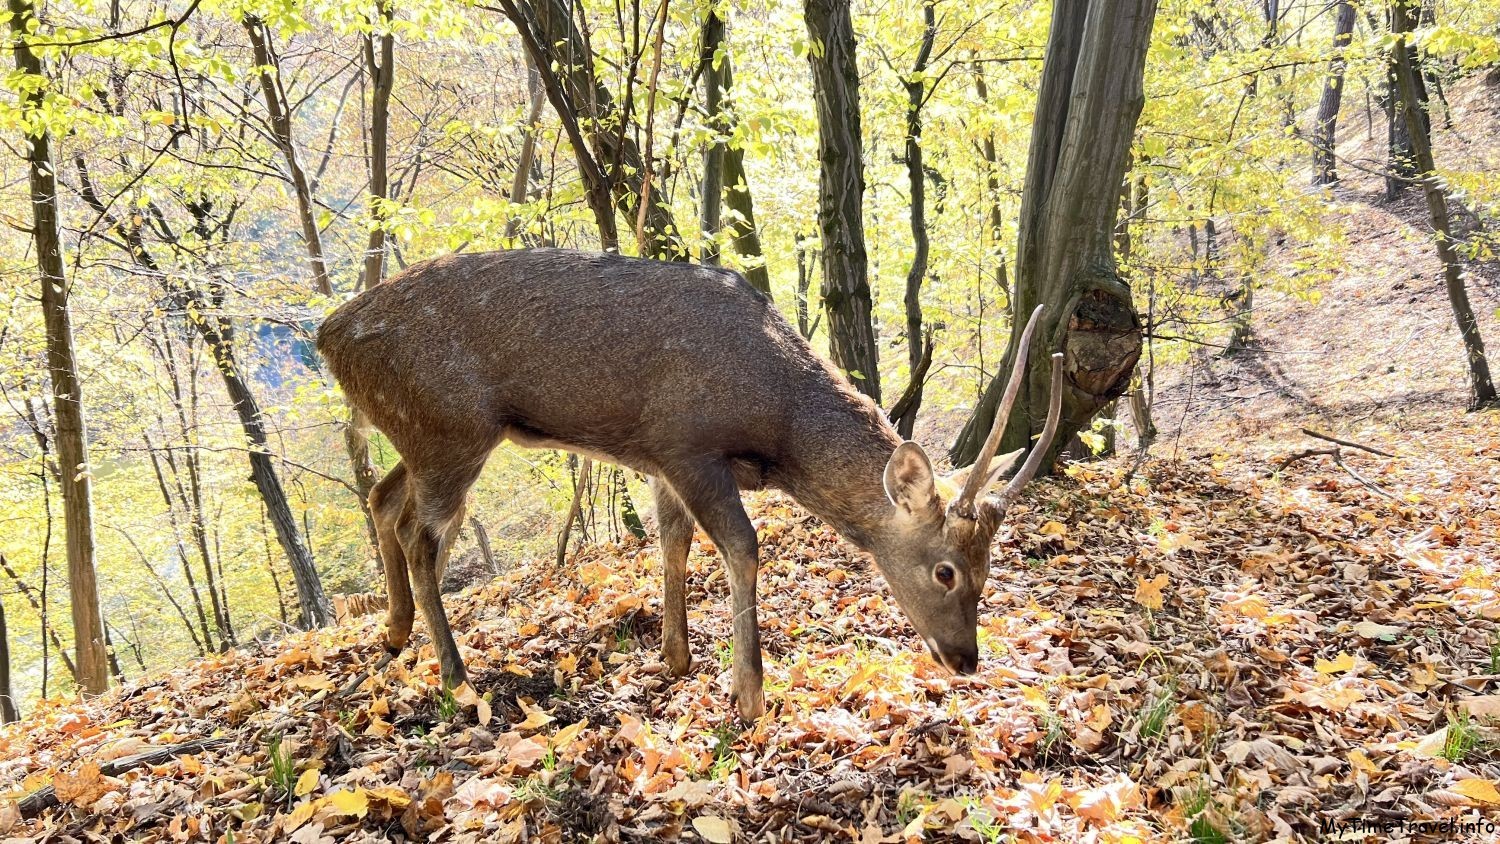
[891,1,937,438]
[10,0,111,695]
[804,0,881,402]
[1390,12,1496,408]
[951,0,1155,469]
[1312,1,1356,186]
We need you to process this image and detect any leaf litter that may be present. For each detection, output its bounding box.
[0,410,1497,842]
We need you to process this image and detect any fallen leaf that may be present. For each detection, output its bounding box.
[294,767,320,797]
[326,788,369,818]
[692,815,735,843]
[1315,652,1356,674]
[1453,779,1500,805]
[1134,574,1169,611]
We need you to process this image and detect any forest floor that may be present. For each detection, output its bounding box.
[4,91,1500,844]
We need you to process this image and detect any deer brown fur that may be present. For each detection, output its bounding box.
[317,248,1060,721]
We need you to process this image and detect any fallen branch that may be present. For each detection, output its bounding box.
[1272,445,1400,501]
[19,737,229,818]
[1300,428,1395,458]
[337,649,397,698]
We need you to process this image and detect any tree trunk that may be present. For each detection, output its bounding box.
[10,0,111,695]
[1390,10,1496,408]
[1384,0,1427,200]
[343,0,397,548]
[1311,1,1356,186]
[505,55,548,242]
[891,1,937,438]
[700,10,727,266]
[0,600,16,722]
[974,64,1010,311]
[951,0,1155,469]
[804,0,881,403]
[498,0,684,259]
[243,16,333,297]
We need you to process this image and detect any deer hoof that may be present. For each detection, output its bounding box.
[664,643,692,677]
[734,685,765,723]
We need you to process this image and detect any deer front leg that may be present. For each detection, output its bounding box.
[651,478,694,676]
[667,463,764,722]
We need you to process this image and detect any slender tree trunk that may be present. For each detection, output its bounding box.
[700,10,727,266]
[1390,10,1496,408]
[951,0,1155,469]
[202,315,334,627]
[505,55,548,242]
[717,34,773,296]
[892,1,937,438]
[0,600,16,722]
[243,16,333,296]
[10,0,110,695]
[343,0,397,548]
[804,0,881,402]
[974,64,1010,311]
[1312,1,1356,186]
[1384,0,1427,200]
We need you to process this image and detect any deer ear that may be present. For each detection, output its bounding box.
[884,441,940,518]
[946,448,1025,498]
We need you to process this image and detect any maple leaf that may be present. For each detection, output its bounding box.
[53,762,112,807]
[1133,574,1169,611]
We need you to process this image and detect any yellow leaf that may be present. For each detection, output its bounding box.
[282,800,317,834]
[516,700,554,731]
[1038,520,1067,537]
[327,788,369,817]
[293,767,320,797]
[557,653,579,675]
[1454,779,1500,804]
[1315,652,1356,674]
[1348,750,1379,774]
[1134,574,1169,611]
[453,683,492,726]
[551,720,587,751]
[692,815,735,843]
[290,673,334,691]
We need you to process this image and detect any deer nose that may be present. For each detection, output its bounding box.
[927,641,979,675]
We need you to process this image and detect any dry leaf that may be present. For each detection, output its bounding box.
[692,815,735,843]
[1452,779,1500,805]
[1134,574,1169,611]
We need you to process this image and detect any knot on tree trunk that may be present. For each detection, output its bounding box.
[1065,282,1141,401]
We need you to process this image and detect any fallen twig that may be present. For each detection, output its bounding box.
[1272,444,1400,501]
[1301,428,1396,458]
[19,737,229,818]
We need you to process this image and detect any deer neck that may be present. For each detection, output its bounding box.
[778,394,904,552]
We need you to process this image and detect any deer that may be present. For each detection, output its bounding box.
[315,248,1063,721]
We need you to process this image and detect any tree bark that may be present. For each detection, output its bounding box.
[1311,1,1356,186]
[10,0,111,695]
[951,0,1155,469]
[716,34,773,297]
[505,55,548,242]
[1390,8,1496,408]
[804,0,881,402]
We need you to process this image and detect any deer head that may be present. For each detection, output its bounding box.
[873,305,1065,675]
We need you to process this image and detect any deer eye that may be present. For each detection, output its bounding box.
[934,563,957,589]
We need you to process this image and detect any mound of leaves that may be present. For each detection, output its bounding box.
[1,410,1498,842]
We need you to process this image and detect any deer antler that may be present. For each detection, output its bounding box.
[955,304,1047,511]
[993,352,1066,513]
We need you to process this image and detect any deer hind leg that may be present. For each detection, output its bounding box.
[370,462,415,652]
[663,461,763,722]
[399,456,488,691]
[651,478,694,677]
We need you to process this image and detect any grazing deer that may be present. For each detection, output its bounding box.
[316,249,1062,721]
